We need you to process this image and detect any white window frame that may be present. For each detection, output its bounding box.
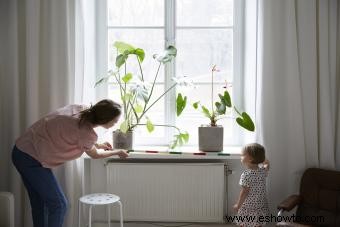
[95,0,245,146]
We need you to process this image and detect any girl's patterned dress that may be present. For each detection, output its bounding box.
[235,167,270,227]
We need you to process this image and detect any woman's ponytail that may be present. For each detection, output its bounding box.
[78,99,121,127]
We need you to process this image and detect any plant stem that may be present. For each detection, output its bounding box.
[139,83,176,120]
[211,66,217,126]
[137,57,144,81]
[124,63,127,94]
[211,67,214,115]
[142,62,162,114]
[124,64,129,125]
[215,116,233,121]
[114,71,127,121]
[128,98,139,123]
[234,106,242,116]
[127,95,137,123]
[134,123,181,133]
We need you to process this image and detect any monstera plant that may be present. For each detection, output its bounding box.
[192,65,255,151]
[96,41,189,149]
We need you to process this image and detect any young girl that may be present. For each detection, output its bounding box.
[12,99,128,227]
[233,143,270,227]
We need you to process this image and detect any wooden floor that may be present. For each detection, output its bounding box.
[91,222,277,227]
[92,223,236,227]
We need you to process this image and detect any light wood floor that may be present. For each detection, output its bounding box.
[92,223,236,227]
[91,222,276,227]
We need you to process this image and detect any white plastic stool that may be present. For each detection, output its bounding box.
[78,193,123,227]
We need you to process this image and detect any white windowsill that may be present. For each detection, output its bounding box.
[82,146,242,160]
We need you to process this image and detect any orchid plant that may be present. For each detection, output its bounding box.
[192,65,255,131]
[96,41,189,148]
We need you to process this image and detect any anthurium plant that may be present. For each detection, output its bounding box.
[192,65,255,131]
[96,41,189,148]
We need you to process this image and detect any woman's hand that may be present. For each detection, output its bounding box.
[95,142,113,150]
[86,146,128,159]
[115,149,129,159]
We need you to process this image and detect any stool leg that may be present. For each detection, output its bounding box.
[89,205,92,227]
[118,201,123,227]
[108,204,111,227]
[78,201,81,227]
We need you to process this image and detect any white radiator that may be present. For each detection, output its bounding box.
[106,162,226,223]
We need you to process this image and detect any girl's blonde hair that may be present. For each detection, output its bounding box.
[243,143,265,164]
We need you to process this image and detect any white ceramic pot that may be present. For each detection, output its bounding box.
[112,130,134,150]
[198,125,223,152]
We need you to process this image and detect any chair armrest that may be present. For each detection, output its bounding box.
[277,194,302,212]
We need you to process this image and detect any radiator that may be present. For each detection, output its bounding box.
[106,162,226,223]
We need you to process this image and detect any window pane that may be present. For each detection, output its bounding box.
[108,84,165,143]
[176,29,233,83]
[108,0,164,26]
[177,84,235,145]
[177,0,233,27]
[127,83,165,144]
[108,29,164,82]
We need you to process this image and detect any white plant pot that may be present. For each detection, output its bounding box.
[112,130,134,150]
[198,125,224,152]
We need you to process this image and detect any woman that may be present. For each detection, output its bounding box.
[12,99,128,227]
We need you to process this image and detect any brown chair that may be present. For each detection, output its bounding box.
[276,168,340,227]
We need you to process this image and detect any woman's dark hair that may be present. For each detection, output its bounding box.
[243,143,265,164]
[79,99,121,127]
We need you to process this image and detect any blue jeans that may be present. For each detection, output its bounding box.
[12,146,68,227]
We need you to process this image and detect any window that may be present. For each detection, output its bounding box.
[98,0,244,146]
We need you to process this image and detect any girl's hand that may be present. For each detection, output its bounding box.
[263,159,270,171]
[233,203,240,212]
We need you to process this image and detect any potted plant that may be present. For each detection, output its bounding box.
[192,65,255,152]
[96,41,189,150]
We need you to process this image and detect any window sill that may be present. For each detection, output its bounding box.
[83,146,242,160]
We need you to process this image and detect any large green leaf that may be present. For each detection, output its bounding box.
[176,93,187,116]
[122,73,133,83]
[114,41,135,54]
[122,93,133,102]
[146,118,154,133]
[114,42,145,63]
[134,104,143,113]
[219,91,232,107]
[130,83,149,102]
[116,54,128,68]
[120,120,129,133]
[153,46,177,63]
[201,105,211,119]
[181,132,189,143]
[134,48,145,62]
[169,136,178,149]
[215,102,226,115]
[236,112,255,131]
[169,132,189,149]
